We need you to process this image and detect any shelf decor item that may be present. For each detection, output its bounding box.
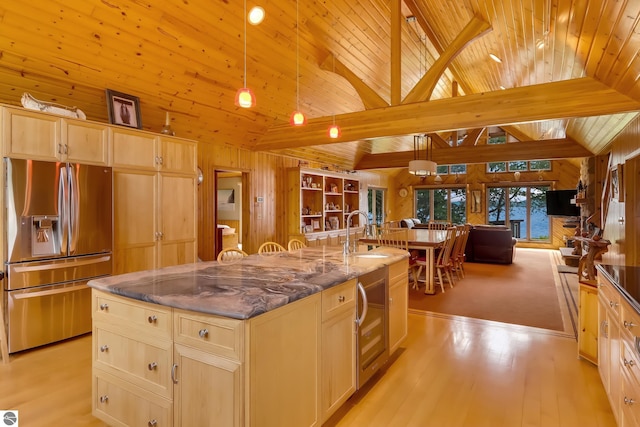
[106,89,142,129]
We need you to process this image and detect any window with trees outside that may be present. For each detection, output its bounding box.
[487,185,550,241]
[414,187,467,224]
[368,187,385,227]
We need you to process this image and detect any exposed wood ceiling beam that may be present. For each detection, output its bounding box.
[391,0,402,105]
[403,14,491,103]
[355,139,593,170]
[255,77,640,150]
[460,127,485,146]
[319,53,388,109]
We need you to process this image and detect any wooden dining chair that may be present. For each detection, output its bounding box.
[451,224,471,279]
[258,241,286,254]
[416,226,457,293]
[427,220,451,230]
[377,228,408,250]
[287,238,307,251]
[217,248,249,263]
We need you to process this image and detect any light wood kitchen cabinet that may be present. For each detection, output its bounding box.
[620,302,640,427]
[388,259,409,355]
[92,288,327,427]
[598,272,622,424]
[111,128,197,274]
[2,106,109,165]
[321,279,356,423]
[578,282,599,364]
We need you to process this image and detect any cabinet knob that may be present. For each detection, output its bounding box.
[624,396,635,406]
[624,320,637,330]
[99,395,109,403]
[609,301,618,308]
[338,295,345,302]
[624,358,636,368]
[99,303,109,311]
[148,362,158,371]
[198,328,209,338]
[148,420,158,427]
[148,315,158,324]
[100,344,109,352]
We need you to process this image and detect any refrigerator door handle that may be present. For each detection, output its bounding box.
[58,164,69,256]
[69,164,79,254]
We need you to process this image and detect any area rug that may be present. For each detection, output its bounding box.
[408,248,567,332]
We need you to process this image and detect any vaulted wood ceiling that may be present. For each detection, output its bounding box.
[1,0,639,171]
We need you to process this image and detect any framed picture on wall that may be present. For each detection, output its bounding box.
[610,164,624,202]
[106,89,142,129]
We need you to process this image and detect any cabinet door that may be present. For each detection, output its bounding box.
[113,168,158,274]
[578,283,599,364]
[63,119,110,165]
[389,278,408,355]
[159,136,197,174]
[321,307,356,422]
[2,107,61,160]
[598,295,612,393]
[111,127,158,170]
[159,173,197,267]
[174,343,243,427]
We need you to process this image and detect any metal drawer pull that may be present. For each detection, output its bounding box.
[148,362,158,371]
[171,363,179,384]
[338,295,345,302]
[624,358,636,368]
[148,420,158,427]
[100,345,109,352]
[99,303,109,310]
[600,320,609,338]
[624,396,635,405]
[198,328,209,338]
[624,320,637,330]
[148,315,158,323]
[99,395,109,403]
[610,301,618,308]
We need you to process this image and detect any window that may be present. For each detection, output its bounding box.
[487,160,553,173]
[486,185,550,241]
[415,187,467,224]
[368,187,385,227]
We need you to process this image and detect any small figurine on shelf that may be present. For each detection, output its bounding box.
[161,112,175,136]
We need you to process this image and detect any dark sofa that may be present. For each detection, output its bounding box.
[465,225,516,264]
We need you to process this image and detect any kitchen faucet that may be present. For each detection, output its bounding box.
[344,210,373,254]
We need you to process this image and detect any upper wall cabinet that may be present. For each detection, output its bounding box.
[111,127,197,174]
[2,106,109,165]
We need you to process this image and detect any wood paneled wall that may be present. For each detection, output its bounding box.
[602,116,640,266]
[386,160,581,249]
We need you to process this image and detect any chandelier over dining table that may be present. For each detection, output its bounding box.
[408,134,437,176]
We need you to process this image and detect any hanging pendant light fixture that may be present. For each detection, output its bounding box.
[408,134,437,176]
[290,0,306,126]
[235,0,255,108]
[327,53,341,138]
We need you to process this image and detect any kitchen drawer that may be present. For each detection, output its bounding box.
[622,338,640,385]
[93,290,172,338]
[94,325,173,398]
[388,259,408,282]
[621,368,640,427]
[174,309,244,361]
[322,279,356,320]
[599,275,621,319]
[621,301,640,342]
[94,369,172,427]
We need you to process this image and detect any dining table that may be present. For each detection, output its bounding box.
[358,228,448,295]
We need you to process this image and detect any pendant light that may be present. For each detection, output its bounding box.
[289,0,306,126]
[327,53,341,138]
[235,0,255,108]
[408,134,437,176]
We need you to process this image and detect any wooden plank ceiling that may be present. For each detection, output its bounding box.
[1,0,639,171]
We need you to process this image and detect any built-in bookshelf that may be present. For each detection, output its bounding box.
[287,168,361,238]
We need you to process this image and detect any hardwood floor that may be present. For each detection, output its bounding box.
[0,312,614,426]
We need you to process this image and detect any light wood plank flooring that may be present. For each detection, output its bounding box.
[0,312,614,426]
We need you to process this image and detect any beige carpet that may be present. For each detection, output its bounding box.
[408,248,576,334]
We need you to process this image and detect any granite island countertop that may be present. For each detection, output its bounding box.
[88,246,408,320]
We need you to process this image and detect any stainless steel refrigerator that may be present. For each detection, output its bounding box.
[3,158,113,353]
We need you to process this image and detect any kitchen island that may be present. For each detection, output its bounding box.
[88,246,409,427]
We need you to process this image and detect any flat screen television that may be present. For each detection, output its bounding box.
[546,189,580,217]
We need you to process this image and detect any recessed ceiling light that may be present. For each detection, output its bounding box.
[248,6,265,25]
[489,53,502,63]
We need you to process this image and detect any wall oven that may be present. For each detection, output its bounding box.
[356,268,389,389]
